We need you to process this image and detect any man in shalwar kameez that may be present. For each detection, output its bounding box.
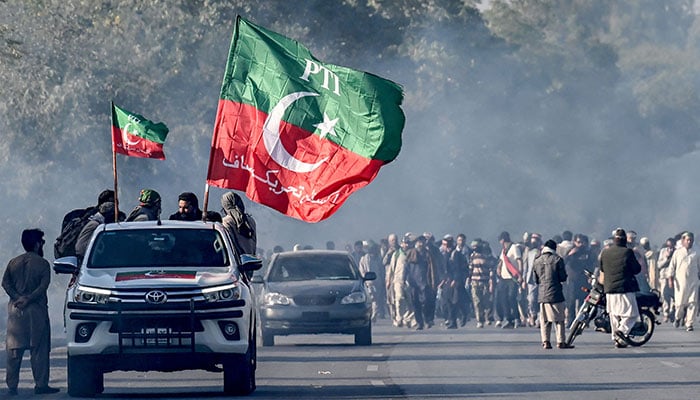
[669,231,700,331]
[2,229,59,395]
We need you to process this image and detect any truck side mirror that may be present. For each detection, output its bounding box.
[53,256,79,275]
[239,254,263,272]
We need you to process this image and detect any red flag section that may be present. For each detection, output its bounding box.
[208,99,384,222]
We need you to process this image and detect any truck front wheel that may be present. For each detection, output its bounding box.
[223,335,256,395]
[67,355,103,397]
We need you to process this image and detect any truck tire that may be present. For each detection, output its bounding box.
[67,355,103,397]
[354,323,372,346]
[223,336,256,396]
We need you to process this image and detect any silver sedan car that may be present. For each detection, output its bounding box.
[253,250,375,346]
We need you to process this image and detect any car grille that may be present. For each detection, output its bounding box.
[293,294,336,306]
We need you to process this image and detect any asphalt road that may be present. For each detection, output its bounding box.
[2,319,700,399]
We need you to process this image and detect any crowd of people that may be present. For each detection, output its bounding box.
[284,228,699,348]
[4,186,700,394]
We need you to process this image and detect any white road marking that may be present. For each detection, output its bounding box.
[370,380,385,386]
[660,361,682,368]
[367,365,379,372]
[372,353,383,357]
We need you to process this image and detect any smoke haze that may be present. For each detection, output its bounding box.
[2,1,700,332]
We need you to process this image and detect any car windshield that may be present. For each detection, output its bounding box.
[267,254,358,282]
[87,228,229,268]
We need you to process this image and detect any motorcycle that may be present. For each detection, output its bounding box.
[565,269,661,347]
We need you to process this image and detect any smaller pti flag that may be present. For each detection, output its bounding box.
[111,103,169,159]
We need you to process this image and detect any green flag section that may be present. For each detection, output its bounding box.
[207,16,405,222]
[111,103,169,160]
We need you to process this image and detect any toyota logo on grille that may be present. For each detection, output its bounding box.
[145,290,167,304]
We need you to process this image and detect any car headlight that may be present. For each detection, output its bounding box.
[341,291,366,304]
[202,283,241,302]
[74,286,112,304]
[263,292,291,306]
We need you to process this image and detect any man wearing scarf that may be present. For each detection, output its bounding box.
[221,191,257,256]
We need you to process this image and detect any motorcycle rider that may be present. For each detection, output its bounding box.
[598,228,642,348]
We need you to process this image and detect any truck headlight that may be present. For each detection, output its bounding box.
[74,286,112,304]
[202,283,240,302]
[263,292,291,306]
[341,291,366,304]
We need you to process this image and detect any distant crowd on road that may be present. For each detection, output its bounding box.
[268,229,699,343]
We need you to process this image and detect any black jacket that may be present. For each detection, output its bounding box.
[599,244,641,294]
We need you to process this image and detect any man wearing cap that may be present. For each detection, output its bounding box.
[126,189,162,221]
[386,234,415,328]
[599,228,642,347]
[533,239,572,349]
[668,232,700,331]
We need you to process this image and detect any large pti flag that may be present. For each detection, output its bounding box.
[207,16,405,222]
[111,103,169,160]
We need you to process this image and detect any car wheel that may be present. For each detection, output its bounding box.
[354,323,372,346]
[261,327,274,347]
[223,334,256,396]
[68,355,103,397]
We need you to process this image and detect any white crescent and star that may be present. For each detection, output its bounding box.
[262,91,339,173]
[121,122,141,146]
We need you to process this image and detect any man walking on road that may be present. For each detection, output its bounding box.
[406,235,436,330]
[668,231,700,331]
[2,229,60,395]
[533,240,573,349]
[599,228,642,348]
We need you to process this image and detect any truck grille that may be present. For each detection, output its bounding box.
[114,301,199,351]
[119,328,193,348]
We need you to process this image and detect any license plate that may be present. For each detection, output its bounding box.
[144,327,170,345]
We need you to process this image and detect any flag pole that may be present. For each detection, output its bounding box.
[110,101,120,223]
[202,183,211,222]
[203,96,225,222]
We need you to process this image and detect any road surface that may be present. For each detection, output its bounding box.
[2,319,699,399]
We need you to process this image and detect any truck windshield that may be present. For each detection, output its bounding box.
[87,229,229,268]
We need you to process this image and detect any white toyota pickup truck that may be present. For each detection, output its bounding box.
[53,220,262,397]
